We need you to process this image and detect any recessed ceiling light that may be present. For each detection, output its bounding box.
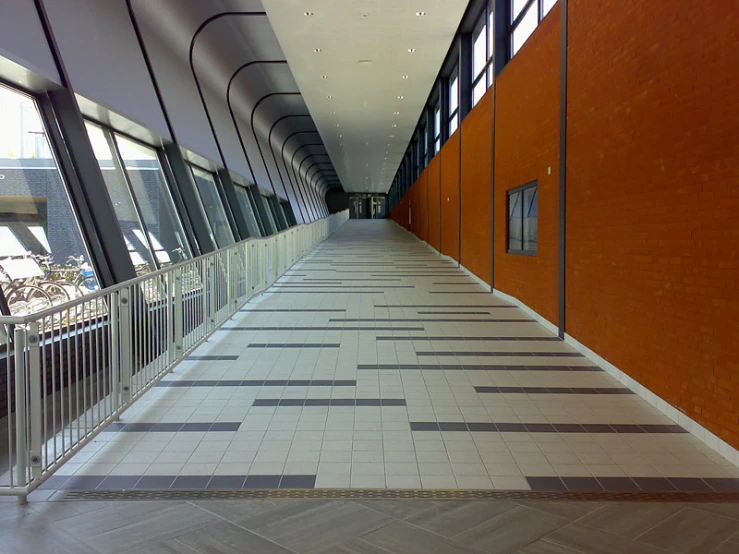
[390,135,395,138]
[397,96,404,100]
[391,124,397,128]
[314,48,322,52]
[305,11,314,16]
[327,95,333,98]
[394,111,400,115]
[416,11,427,17]
[321,75,328,79]
[335,124,340,127]
[408,48,416,53]
[402,75,410,80]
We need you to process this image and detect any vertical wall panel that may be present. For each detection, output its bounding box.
[567,0,739,447]
[459,87,493,285]
[494,4,560,324]
[427,155,442,251]
[440,131,460,261]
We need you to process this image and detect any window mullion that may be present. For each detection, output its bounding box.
[104,127,160,270]
[511,0,537,30]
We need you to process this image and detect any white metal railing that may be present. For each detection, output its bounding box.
[0,210,348,500]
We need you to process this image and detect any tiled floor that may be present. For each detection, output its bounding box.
[43,220,739,493]
[3,496,739,553]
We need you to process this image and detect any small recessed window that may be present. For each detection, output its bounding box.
[507,182,538,255]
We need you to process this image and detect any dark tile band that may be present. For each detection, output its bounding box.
[221,327,426,331]
[247,344,341,348]
[474,386,634,394]
[409,422,687,433]
[268,291,386,294]
[252,398,407,407]
[416,311,492,315]
[374,305,514,308]
[185,355,239,361]
[376,336,561,342]
[156,380,357,388]
[358,364,601,371]
[329,318,535,323]
[525,476,729,493]
[103,422,242,432]
[41,474,317,491]
[415,351,582,357]
[239,309,347,312]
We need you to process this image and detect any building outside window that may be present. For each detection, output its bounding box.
[472,1,495,107]
[449,68,459,135]
[189,165,235,248]
[433,102,441,153]
[0,84,99,318]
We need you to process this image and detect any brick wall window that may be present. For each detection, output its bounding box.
[507,181,538,254]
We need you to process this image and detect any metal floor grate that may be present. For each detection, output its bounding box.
[61,488,739,503]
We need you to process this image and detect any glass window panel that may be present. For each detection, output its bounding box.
[190,165,235,248]
[449,73,459,113]
[523,187,538,251]
[261,194,278,232]
[473,79,487,107]
[434,105,441,139]
[449,113,459,135]
[114,134,191,267]
[86,122,156,274]
[435,138,441,153]
[512,3,538,55]
[542,0,558,17]
[508,191,523,251]
[0,85,99,317]
[473,23,487,79]
[512,0,530,20]
[234,185,261,237]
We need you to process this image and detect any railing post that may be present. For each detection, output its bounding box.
[208,259,216,331]
[226,249,234,314]
[173,268,183,360]
[119,288,131,403]
[110,292,120,413]
[27,321,42,482]
[13,326,28,495]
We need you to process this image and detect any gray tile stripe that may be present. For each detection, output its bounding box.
[269,291,387,294]
[273,285,414,288]
[415,351,582,357]
[221,326,426,331]
[103,422,242,432]
[525,476,729,493]
[374,305,515,308]
[409,422,687,433]
[429,292,492,294]
[43,474,317,491]
[253,398,407,407]
[185,355,239,361]
[358,364,601,371]
[329,318,535,323]
[371,274,463,276]
[247,344,341,348]
[432,283,480,285]
[417,311,492,315]
[302,279,403,281]
[239,309,347,312]
[376,336,561,341]
[474,386,634,394]
[156,380,356,388]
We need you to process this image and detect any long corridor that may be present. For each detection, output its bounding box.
[36,220,738,495]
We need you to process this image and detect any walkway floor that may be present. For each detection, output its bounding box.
[4,220,739,553]
[38,220,739,493]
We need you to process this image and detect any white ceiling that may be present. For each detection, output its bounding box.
[261,0,468,194]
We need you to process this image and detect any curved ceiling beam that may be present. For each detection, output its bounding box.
[248,91,301,197]
[280,131,323,219]
[267,113,311,221]
[187,11,267,176]
[225,60,289,187]
[285,135,324,218]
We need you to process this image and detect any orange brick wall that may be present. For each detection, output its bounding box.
[460,88,493,285]
[494,3,561,324]
[440,131,461,261]
[567,0,739,446]
[427,156,442,251]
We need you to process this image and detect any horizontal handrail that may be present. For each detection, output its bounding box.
[0,210,349,501]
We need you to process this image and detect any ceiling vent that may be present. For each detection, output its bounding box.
[358,60,373,65]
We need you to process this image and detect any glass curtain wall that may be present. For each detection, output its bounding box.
[189,165,235,249]
[0,84,99,317]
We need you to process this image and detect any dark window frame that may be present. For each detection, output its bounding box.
[507,180,538,256]
[509,0,558,60]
